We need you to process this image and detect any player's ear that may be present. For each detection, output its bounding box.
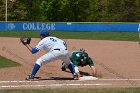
[40,35,44,40]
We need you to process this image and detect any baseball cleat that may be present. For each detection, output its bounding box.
[25,75,34,81]
[61,62,66,71]
[61,67,66,71]
[73,74,79,80]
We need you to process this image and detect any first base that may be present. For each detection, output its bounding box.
[79,76,98,81]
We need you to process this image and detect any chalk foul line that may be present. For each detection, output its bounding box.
[99,79,140,81]
[1,78,140,88]
[0,83,112,88]
[0,78,140,83]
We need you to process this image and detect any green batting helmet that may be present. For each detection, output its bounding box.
[79,52,88,62]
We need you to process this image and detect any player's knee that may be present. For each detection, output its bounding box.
[35,58,43,66]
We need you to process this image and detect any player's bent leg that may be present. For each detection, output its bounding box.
[68,63,79,80]
[26,52,61,81]
[26,63,40,81]
[67,62,75,74]
[31,63,40,77]
[36,51,61,65]
[61,52,76,79]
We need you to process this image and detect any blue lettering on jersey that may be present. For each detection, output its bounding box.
[50,38,57,42]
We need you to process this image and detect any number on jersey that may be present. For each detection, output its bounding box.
[50,38,57,42]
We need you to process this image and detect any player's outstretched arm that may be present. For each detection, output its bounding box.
[91,66,103,78]
[90,66,97,76]
[25,45,39,54]
[25,44,32,53]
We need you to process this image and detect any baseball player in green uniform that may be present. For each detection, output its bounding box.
[62,48,97,79]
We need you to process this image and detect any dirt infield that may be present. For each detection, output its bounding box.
[0,37,140,89]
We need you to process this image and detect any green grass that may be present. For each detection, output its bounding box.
[0,31,139,92]
[0,88,140,93]
[0,55,20,68]
[0,31,139,41]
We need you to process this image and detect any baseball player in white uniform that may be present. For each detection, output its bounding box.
[25,30,77,80]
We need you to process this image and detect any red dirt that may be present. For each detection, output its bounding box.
[0,37,140,89]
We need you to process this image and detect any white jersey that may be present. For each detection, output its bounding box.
[35,36,67,52]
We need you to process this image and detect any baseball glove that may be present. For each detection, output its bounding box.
[20,36,31,45]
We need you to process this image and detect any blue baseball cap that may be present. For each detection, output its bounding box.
[39,29,49,36]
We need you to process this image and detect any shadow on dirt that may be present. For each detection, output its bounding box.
[35,71,91,81]
[63,70,91,76]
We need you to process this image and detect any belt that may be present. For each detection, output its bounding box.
[53,48,67,51]
[54,49,60,51]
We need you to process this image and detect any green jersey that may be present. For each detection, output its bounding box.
[70,51,94,67]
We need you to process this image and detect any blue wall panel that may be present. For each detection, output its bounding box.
[0,22,139,32]
[0,22,6,30]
